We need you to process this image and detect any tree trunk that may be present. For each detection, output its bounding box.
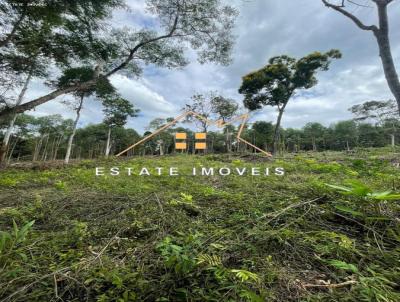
[33,136,44,161]
[0,71,32,164]
[374,3,400,116]
[159,143,164,155]
[272,103,287,154]
[49,137,56,161]
[312,137,317,151]
[0,79,97,120]
[53,135,63,160]
[390,134,395,147]
[65,96,84,164]
[7,137,18,164]
[226,130,231,153]
[200,120,208,134]
[105,127,112,157]
[41,134,49,161]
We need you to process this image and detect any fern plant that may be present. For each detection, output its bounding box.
[196,254,223,267]
[0,220,35,267]
[230,269,260,283]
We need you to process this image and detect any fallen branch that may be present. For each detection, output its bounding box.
[261,197,323,223]
[303,280,357,289]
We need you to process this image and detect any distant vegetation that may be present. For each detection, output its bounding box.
[0,99,399,163]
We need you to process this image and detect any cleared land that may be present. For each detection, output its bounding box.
[0,149,399,301]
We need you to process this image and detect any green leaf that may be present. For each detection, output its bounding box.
[325,184,351,192]
[12,220,19,239]
[0,232,12,252]
[16,220,35,243]
[230,269,260,283]
[369,191,392,198]
[112,274,123,289]
[373,194,400,200]
[334,205,364,217]
[327,260,358,273]
[345,179,371,196]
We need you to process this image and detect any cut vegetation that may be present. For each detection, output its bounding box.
[0,149,399,301]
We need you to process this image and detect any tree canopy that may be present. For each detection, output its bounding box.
[239,50,342,111]
[239,50,341,153]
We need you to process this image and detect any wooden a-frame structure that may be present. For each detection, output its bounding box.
[116,110,272,157]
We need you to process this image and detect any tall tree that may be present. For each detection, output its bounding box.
[303,122,327,151]
[31,115,66,161]
[73,123,141,158]
[64,97,84,164]
[239,50,341,154]
[333,120,358,151]
[211,96,239,123]
[322,0,400,115]
[0,113,37,162]
[0,70,33,164]
[349,99,398,146]
[252,121,274,151]
[102,96,139,157]
[54,67,116,163]
[349,100,397,124]
[0,0,238,119]
[0,36,50,164]
[282,128,304,152]
[358,123,386,147]
[211,96,239,152]
[145,118,176,155]
[185,93,215,133]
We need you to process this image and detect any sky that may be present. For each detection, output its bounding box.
[25,0,400,134]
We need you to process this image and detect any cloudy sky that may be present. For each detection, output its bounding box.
[26,0,400,133]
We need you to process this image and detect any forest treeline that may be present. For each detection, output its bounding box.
[1,106,399,162]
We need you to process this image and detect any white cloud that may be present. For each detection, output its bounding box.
[110,74,177,115]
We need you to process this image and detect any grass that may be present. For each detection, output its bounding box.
[0,148,399,301]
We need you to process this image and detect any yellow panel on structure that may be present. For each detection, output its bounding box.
[195,133,206,140]
[176,133,187,139]
[175,142,187,150]
[195,142,207,150]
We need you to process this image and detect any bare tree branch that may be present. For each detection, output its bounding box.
[347,0,373,8]
[322,0,378,32]
[105,10,180,77]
